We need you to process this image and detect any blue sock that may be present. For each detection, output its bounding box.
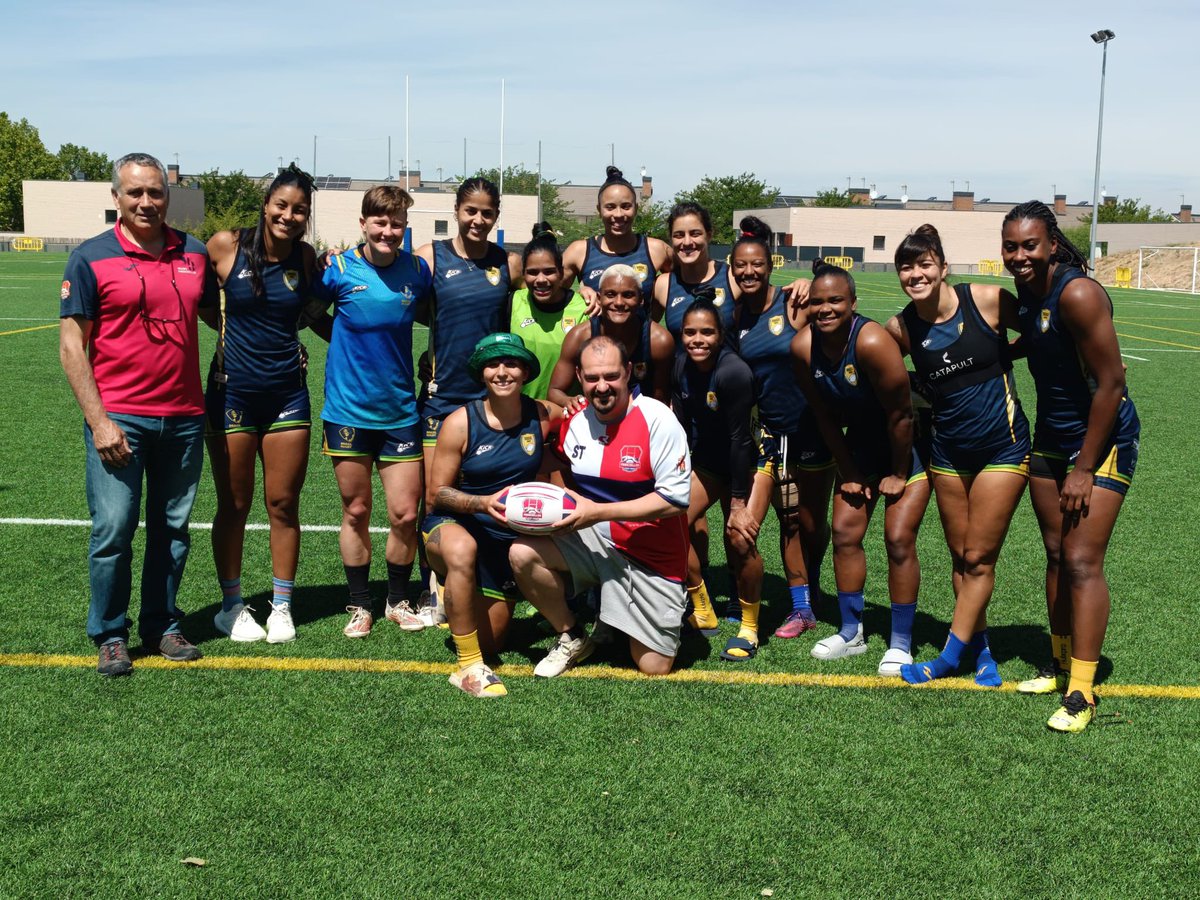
[788,584,813,615]
[890,602,917,654]
[219,578,242,613]
[272,577,295,609]
[970,630,1002,687]
[902,633,966,684]
[836,590,864,641]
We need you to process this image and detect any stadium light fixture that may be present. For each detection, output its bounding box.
[1089,29,1115,265]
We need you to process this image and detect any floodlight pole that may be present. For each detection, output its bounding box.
[1089,30,1114,267]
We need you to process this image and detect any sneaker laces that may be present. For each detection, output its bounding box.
[101,642,123,662]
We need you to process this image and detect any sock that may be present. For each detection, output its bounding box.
[452,629,484,670]
[970,630,1002,687]
[386,562,413,606]
[901,633,966,684]
[344,563,371,608]
[889,601,916,654]
[722,599,760,659]
[1067,657,1098,705]
[686,582,718,630]
[271,577,294,609]
[1052,634,1073,673]
[219,578,242,613]
[566,622,588,642]
[836,590,864,642]
[788,584,813,616]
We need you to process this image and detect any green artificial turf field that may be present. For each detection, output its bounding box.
[1,251,1198,897]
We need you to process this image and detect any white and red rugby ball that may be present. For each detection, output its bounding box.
[499,482,576,535]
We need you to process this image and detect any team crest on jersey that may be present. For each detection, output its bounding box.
[562,316,576,331]
[60,281,71,300]
[282,269,300,292]
[339,426,356,443]
[399,286,415,305]
[706,391,719,411]
[1039,309,1051,333]
[633,362,648,380]
[844,364,858,386]
[713,288,725,306]
[520,433,537,456]
[958,321,964,334]
[226,409,244,425]
[769,315,784,335]
[486,266,501,286]
[633,263,648,283]
[619,444,644,472]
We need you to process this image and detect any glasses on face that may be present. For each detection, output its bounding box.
[130,262,186,324]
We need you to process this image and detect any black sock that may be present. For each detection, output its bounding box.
[567,622,588,642]
[386,562,413,605]
[344,563,371,607]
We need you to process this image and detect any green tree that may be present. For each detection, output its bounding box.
[469,164,579,242]
[672,173,780,244]
[810,187,855,208]
[0,112,63,231]
[56,143,111,182]
[187,169,263,240]
[1063,196,1174,253]
[633,200,669,241]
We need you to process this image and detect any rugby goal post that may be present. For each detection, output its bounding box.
[1136,246,1200,294]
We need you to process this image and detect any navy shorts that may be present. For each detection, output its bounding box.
[757,416,834,478]
[422,513,520,603]
[929,433,1030,478]
[1031,436,1138,496]
[322,420,422,462]
[206,382,310,435]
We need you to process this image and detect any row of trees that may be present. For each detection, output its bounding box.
[0,113,112,231]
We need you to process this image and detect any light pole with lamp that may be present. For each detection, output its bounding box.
[1089,29,1115,267]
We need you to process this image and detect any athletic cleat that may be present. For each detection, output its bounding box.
[774,609,818,639]
[534,631,594,678]
[343,605,374,638]
[1047,690,1097,733]
[415,602,440,629]
[214,603,267,642]
[266,603,296,644]
[810,628,868,660]
[97,639,132,677]
[385,599,426,632]
[1018,662,1068,695]
[449,662,508,698]
[877,647,914,677]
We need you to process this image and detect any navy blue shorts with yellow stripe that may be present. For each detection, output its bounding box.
[1030,436,1138,496]
[422,513,521,603]
[929,433,1030,478]
[205,382,310,436]
[849,441,928,486]
[757,419,834,479]
[322,420,422,462]
[422,412,447,448]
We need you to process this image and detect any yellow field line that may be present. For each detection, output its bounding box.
[1113,320,1200,338]
[0,323,57,337]
[1114,331,1200,350]
[2,652,1197,699]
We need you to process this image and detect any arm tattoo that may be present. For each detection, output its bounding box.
[435,486,486,516]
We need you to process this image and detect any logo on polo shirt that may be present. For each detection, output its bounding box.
[619,445,643,472]
[61,281,71,300]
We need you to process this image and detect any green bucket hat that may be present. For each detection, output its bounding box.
[467,332,541,383]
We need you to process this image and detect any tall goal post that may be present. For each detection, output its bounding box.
[1135,246,1200,294]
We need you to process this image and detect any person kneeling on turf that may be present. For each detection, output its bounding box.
[510,335,692,676]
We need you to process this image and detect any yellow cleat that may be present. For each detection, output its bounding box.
[1018,662,1068,695]
[1047,691,1096,733]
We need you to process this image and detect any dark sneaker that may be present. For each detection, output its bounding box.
[158,633,203,662]
[97,639,132,677]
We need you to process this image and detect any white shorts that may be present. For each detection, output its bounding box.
[554,522,686,657]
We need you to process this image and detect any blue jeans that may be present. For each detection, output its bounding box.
[84,414,205,646]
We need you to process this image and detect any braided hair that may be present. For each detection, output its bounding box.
[1003,200,1090,270]
[241,163,315,297]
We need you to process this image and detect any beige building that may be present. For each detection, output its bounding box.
[22,180,206,241]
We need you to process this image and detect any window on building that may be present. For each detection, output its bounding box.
[873,235,885,251]
[434,219,448,236]
[105,209,118,224]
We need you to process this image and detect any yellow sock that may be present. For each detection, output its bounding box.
[1066,657,1098,705]
[1051,634,1072,672]
[452,629,483,671]
[687,582,718,629]
[737,599,760,644]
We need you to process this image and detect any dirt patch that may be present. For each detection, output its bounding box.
[1095,243,1200,291]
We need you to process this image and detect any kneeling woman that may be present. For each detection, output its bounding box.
[792,260,932,675]
[671,296,772,659]
[425,333,562,697]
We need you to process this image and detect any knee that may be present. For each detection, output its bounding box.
[883,528,916,565]
[831,524,859,555]
[962,547,998,577]
[343,498,371,530]
[508,540,540,576]
[441,533,477,571]
[1061,548,1105,585]
[388,506,417,534]
[637,654,674,676]
[265,492,300,525]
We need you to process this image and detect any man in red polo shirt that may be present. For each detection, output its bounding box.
[59,152,212,676]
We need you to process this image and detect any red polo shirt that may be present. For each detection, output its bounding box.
[60,225,210,416]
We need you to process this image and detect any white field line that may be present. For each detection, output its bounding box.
[1120,348,1200,353]
[0,517,385,533]
[1121,353,1150,361]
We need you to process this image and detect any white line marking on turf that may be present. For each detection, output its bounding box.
[1121,353,1150,361]
[0,517,387,533]
[0,317,57,320]
[1120,348,1200,353]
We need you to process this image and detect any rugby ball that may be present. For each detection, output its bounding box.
[499,482,576,535]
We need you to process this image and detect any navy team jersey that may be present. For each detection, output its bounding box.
[458,396,544,539]
[734,286,807,436]
[661,263,734,347]
[810,314,886,443]
[320,246,430,429]
[590,314,654,397]
[1016,265,1139,451]
[671,346,756,498]
[205,242,308,393]
[422,240,511,419]
[580,235,657,304]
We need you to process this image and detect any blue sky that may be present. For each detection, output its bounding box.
[4,0,1195,214]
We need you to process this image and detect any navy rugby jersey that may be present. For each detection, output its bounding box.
[458,396,544,539]
[734,286,807,436]
[580,234,657,305]
[661,262,734,347]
